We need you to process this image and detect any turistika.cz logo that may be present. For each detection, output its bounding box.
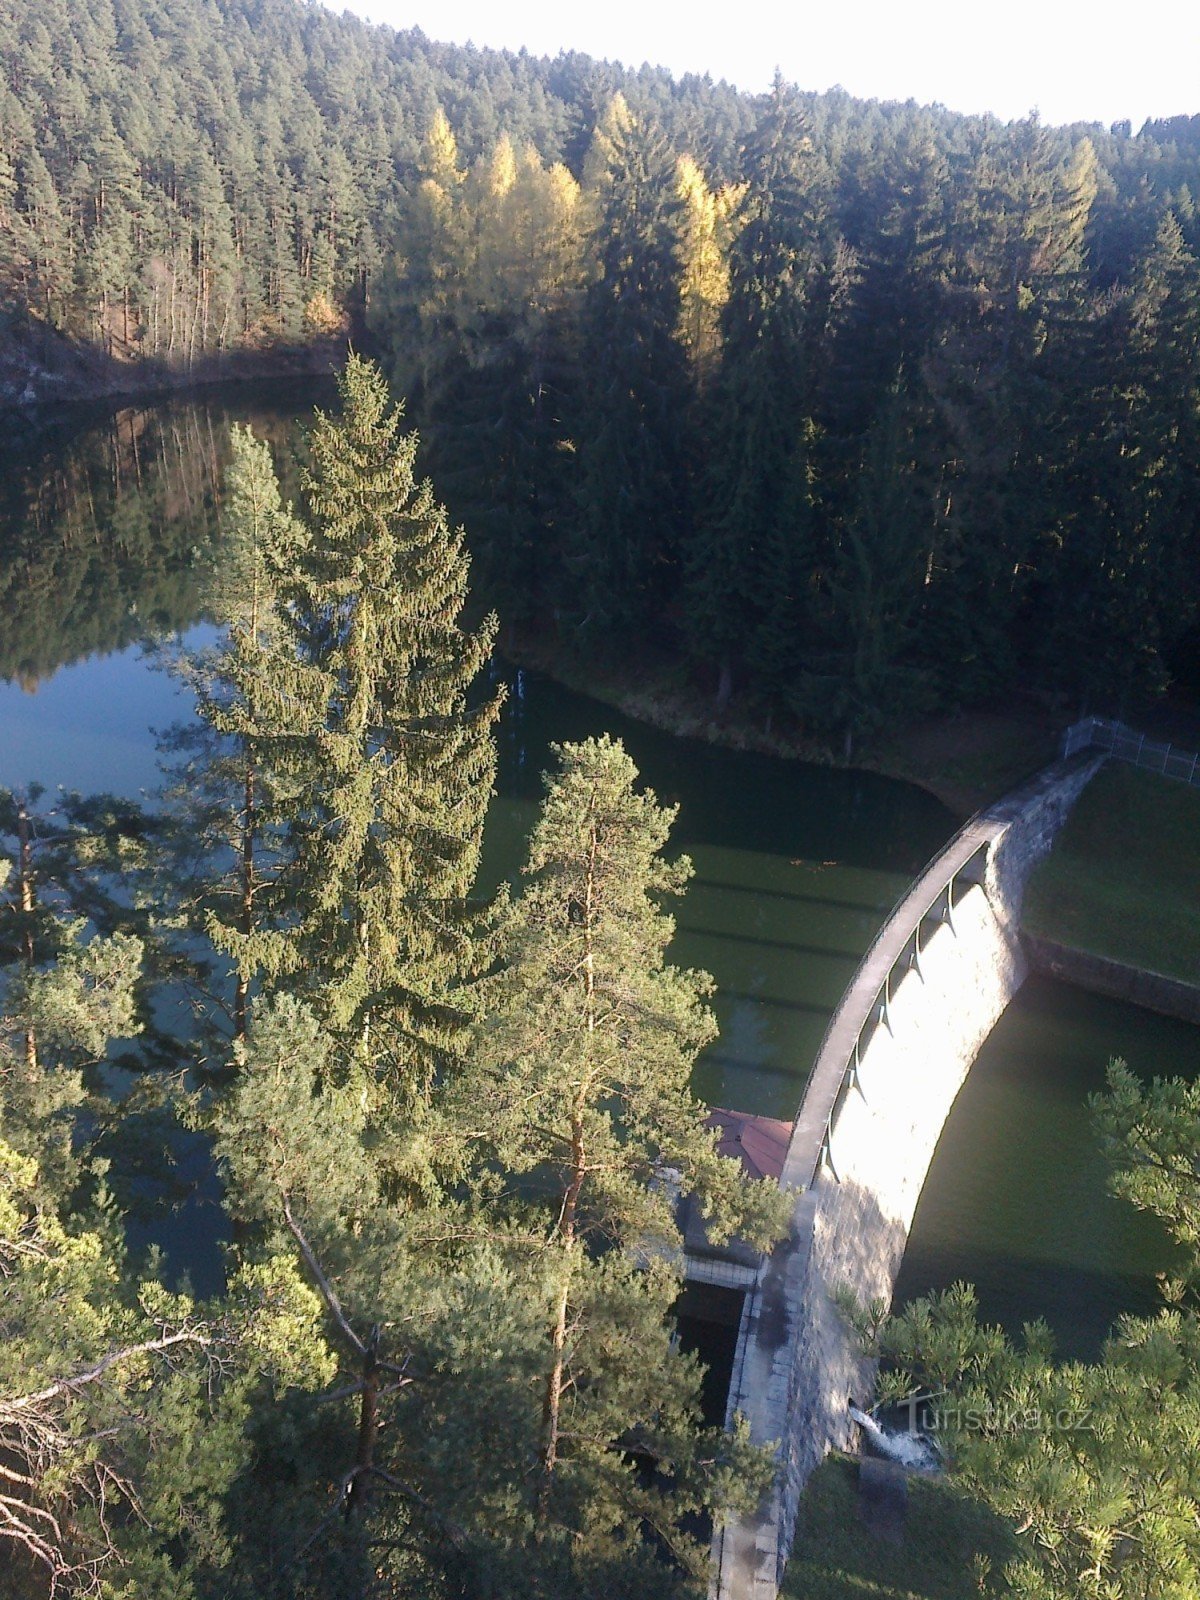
[900,1389,1094,1435]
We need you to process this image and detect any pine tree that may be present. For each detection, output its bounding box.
[861,1280,1200,1600]
[213,995,553,1600]
[0,955,332,1598]
[453,736,787,1583]
[0,785,158,1092]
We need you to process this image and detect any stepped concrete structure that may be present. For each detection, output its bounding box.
[708,754,1104,1600]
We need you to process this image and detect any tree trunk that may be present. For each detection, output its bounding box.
[345,1328,380,1520]
[16,798,38,1074]
[537,792,598,1520]
[234,759,255,1041]
[538,1154,582,1521]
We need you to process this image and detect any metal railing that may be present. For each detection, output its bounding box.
[782,824,993,1197]
[1063,717,1200,786]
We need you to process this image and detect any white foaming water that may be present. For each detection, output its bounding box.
[849,1404,942,1473]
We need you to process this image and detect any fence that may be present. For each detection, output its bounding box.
[1062,716,1200,787]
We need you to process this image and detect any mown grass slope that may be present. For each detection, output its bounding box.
[1024,764,1200,985]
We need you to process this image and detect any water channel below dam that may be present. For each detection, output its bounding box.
[1,384,1195,1380]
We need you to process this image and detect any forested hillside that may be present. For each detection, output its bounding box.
[3,0,1200,727]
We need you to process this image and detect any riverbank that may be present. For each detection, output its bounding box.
[1023,764,1200,990]
[2,363,1179,821]
[1023,934,1200,1024]
[0,321,348,411]
[511,633,1060,817]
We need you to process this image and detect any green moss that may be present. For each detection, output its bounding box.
[1024,764,1200,985]
[781,1456,1013,1599]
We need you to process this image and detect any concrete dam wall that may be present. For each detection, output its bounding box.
[713,756,1103,1600]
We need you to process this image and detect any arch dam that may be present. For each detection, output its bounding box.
[689,753,1105,1600]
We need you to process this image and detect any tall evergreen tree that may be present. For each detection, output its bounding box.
[800,376,931,746]
[160,424,307,1044]
[563,97,691,646]
[453,736,787,1584]
[274,356,503,1105]
[0,961,332,1600]
[685,75,833,709]
[916,123,1098,705]
[1025,209,1200,709]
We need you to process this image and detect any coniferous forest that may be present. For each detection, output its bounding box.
[0,356,791,1599]
[5,3,1200,1599]
[3,0,1200,732]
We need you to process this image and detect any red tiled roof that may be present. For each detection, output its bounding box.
[705,1107,792,1183]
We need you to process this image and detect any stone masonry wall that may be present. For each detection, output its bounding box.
[1023,934,1200,1025]
[777,883,1025,1545]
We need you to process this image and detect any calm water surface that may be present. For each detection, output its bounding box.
[895,976,1200,1357]
[1,387,1195,1349]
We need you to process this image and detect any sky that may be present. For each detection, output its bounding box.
[330,0,1199,131]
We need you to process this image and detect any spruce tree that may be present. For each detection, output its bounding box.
[276,355,503,1098]
[685,75,832,710]
[1027,210,1200,708]
[800,377,931,748]
[564,98,691,646]
[160,424,308,1044]
[917,123,1098,707]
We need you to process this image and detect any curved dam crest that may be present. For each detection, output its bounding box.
[713,754,1105,1600]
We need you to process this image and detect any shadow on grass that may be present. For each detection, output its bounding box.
[781,1454,1014,1600]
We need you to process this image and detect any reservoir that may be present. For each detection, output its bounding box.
[1,384,1194,1358]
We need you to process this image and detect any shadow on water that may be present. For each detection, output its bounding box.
[896,975,1200,1358]
[493,663,953,876]
[690,879,896,915]
[682,925,874,961]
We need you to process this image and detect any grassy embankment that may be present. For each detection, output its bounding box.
[1024,763,1200,985]
[781,1455,1014,1599]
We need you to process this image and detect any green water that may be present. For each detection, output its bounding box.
[486,670,951,1118]
[1,386,1196,1349]
[895,975,1200,1357]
